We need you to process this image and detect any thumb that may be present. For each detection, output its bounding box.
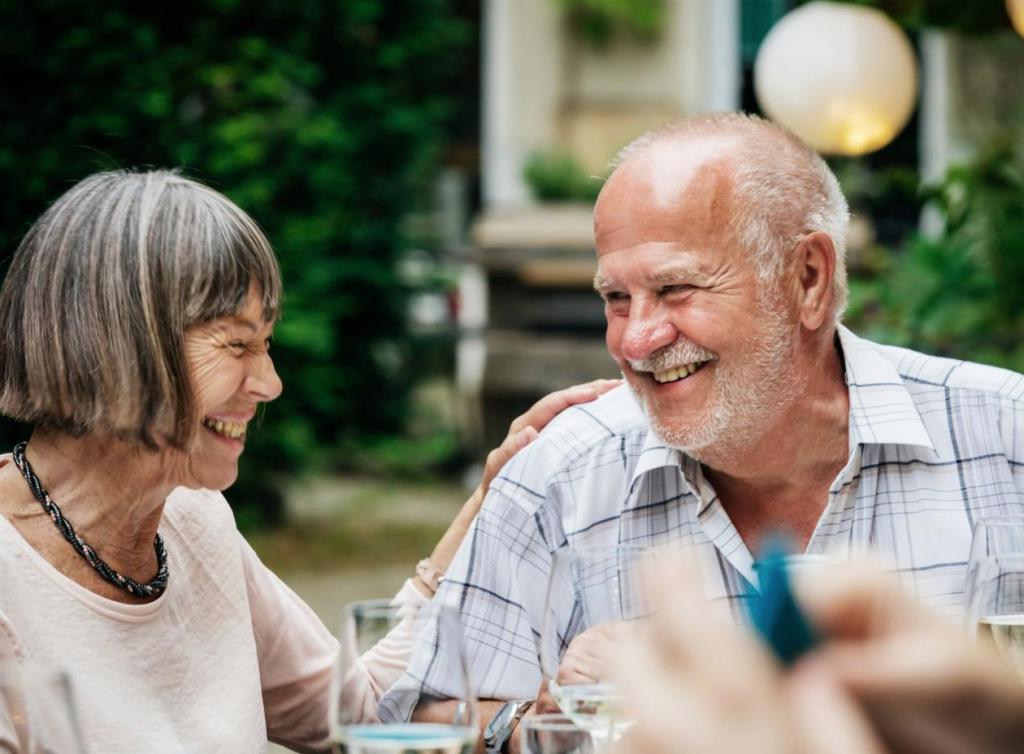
[788,661,887,754]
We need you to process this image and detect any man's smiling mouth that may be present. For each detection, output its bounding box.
[652,360,710,384]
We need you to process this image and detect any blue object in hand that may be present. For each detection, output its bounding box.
[749,537,819,666]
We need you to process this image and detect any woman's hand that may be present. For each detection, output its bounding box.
[797,568,1024,754]
[613,557,885,754]
[420,379,620,588]
[477,378,621,497]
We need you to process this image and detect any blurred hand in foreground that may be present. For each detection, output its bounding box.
[798,568,1024,754]
[614,556,1024,754]
[613,555,884,754]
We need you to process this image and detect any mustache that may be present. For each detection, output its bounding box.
[628,340,717,373]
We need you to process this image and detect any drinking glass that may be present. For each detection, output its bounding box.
[964,554,1024,680]
[539,544,651,750]
[968,516,1024,564]
[330,599,478,754]
[0,661,88,754]
[520,714,593,754]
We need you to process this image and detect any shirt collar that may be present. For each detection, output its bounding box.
[627,326,936,490]
[837,325,935,450]
[630,430,685,491]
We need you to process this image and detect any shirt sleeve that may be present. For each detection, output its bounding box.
[0,612,18,752]
[379,485,557,721]
[344,578,431,723]
[242,540,432,749]
[241,538,337,753]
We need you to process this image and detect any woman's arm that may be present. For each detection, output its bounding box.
[250,379,620,748]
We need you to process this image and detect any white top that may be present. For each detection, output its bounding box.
[0,482,428,753]
[385,326,1024,710]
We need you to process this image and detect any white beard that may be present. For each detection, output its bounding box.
[627,302,806,469]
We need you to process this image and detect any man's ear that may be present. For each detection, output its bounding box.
[793,231,836,332]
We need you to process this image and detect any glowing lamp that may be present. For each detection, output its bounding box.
[1009,0,1024,37]
[754,1,918,156]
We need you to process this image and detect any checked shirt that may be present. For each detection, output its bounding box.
[381,326,1024,717]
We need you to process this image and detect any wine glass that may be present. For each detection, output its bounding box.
[520,714,593,754]
[0,661,88,754]
[330,599,479,754]
[964,554,1024,680]
[968,516,1024,564]
[539,544,651,750]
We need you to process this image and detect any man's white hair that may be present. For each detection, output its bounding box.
[610,112,850,320]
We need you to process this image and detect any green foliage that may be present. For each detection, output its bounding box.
[524,151,603,203]
[807,0,1012,34]
[559,0,666,47]
[847,145,1024,372]
[0,0,470,526]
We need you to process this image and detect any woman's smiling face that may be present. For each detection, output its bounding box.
[176,285,282,491]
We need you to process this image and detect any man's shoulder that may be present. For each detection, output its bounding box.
[542,382,648,443]
[487,383,650,506]
[871,339,1024,406]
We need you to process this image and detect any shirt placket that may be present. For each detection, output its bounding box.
[688,462,758,596]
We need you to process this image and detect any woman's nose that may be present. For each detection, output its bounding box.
[246,353,283,402]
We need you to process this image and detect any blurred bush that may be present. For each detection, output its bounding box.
[847,144,1024,372]
[559,0,666,47]
[523,150,603,203]
[0,0,470,528]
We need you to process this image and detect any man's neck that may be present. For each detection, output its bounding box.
[700,334,850,554]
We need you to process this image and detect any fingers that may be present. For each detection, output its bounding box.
[478,426,538,495]
[534,679,561,715]
[795,564,930,640]
[507,379,621,436]
[641,549,765,687]
[478,379,620,495]
[556,623,622,685]
[788,661,886,754]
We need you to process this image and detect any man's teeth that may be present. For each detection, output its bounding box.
[653,361,706,384]
[203,418,247,441]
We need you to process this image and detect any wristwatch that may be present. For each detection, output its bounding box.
[483,699,535,753]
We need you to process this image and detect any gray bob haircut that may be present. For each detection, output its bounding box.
[0,169,282,449]
[611,113,850,321]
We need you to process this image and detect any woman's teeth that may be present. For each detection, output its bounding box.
[203,418,247,441]
[653,361,707,384]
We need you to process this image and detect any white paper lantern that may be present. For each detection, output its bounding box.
[1009,0,1024,37]
[754,1,918,156]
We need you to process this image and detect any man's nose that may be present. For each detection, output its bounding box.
[619,303,678,362]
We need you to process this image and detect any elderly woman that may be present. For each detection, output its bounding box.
[0,170,616,752]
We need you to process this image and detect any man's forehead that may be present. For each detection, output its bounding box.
[616,133,740,208]
[595,133,742,255]
[630,134,737,207]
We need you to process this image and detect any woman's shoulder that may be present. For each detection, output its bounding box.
[162,486,240,540]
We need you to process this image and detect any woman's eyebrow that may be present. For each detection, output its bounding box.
[227,316,259,333]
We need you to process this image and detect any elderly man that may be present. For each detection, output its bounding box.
[385,113,1024,750]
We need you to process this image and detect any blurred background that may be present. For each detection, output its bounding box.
[1,0,1022,643]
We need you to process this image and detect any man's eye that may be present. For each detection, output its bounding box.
[660,284,693,295]
[603,291,629,303]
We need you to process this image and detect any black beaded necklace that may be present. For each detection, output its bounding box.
[12,442,168,598]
